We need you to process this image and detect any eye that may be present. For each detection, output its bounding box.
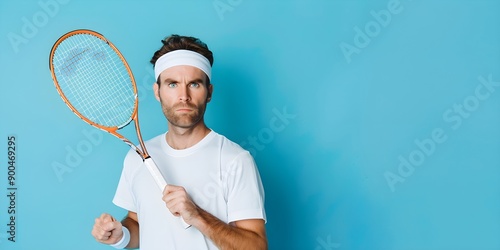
[168,83,177,88]
[189,82,200,88]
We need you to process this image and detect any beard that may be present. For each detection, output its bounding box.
[161,101,207,129]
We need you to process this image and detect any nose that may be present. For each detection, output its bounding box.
[178,84,190,102]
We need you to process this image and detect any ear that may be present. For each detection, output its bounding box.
[206,83,213,103]
[153,82,160,102]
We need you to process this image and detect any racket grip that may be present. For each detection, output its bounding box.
[143,157,191,229]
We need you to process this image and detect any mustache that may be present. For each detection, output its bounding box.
[173,103,198,109]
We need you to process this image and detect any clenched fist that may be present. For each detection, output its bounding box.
[91,213,123,244]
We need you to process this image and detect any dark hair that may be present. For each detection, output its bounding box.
[150,35,213,85]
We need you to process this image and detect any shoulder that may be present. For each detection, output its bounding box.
[212,132,249,157]
[123,133,165,168]
[211,132,255,167]
[125,132,163,154]
[144,133,165,148]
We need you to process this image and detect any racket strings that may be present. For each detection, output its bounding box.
[52,33,136,128]
[70,37,133,125]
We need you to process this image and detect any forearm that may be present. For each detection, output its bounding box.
[193,209,267,250]
[122,216,139,249]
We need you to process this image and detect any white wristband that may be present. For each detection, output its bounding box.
[110,226,130,249]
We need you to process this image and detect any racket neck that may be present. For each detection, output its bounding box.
[134,115,150,158]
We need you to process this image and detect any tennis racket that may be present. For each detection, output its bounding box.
[48,29,190,229]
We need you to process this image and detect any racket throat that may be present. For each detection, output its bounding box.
[133,114,150,158]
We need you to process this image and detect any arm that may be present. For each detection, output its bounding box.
[163,185,268,250]
[91,211,140,249]
[122,211,140,249]
[194,209,267,250]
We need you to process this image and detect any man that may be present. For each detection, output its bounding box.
[91,35,267,249]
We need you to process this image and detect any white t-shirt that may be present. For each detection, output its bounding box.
[112,131,266,249]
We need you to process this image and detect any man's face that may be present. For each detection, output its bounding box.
[153,65,212,129]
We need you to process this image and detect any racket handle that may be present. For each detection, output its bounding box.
[143,157,191,229]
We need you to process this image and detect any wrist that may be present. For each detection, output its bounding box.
[110,226,130,249]
[190,207,209,231]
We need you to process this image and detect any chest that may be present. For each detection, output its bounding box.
[130,145,229,222]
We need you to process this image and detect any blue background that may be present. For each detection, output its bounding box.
[1,0,500,249]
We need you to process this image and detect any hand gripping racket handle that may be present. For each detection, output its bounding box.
[143,157,191,229]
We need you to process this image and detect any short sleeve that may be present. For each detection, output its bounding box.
[224,151,266,223]
[112,151,138,212]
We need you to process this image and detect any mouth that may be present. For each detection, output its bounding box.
[175,105,195,112]
[173,103,197,113]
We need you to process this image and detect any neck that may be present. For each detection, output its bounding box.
[165,121,211,150]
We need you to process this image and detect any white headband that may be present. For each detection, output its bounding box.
[154,49,212,81]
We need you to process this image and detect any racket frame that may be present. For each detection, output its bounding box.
[49,29,149,159]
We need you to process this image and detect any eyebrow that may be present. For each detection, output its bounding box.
[162,78,177,83]
[162,78,205,84]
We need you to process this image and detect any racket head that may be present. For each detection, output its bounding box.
[49,29,138,132]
